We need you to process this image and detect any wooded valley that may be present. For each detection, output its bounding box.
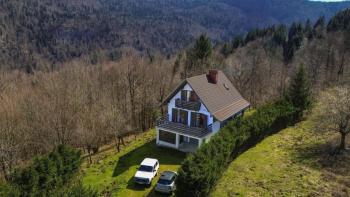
[0,2,350,196]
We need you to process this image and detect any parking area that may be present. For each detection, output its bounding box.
[82,131,185,197]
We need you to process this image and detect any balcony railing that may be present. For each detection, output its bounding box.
[156,115,212,138]
[175,98,201,111]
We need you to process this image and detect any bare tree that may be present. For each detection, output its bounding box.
[0,94,22,180]
[313,86,350,152]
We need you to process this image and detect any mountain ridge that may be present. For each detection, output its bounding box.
[0,0,350,70]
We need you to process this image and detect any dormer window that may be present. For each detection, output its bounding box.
[181,90,189,101]
[181,90,199,102]
[189,91,199,102]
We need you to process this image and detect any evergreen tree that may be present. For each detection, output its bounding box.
[313,16,326,38]
[286,65,311,119]
[193,34,212,60]
[283,23,304,63]
[221,43,232,57]
[273,25,287,46]
[9,145,83,196]
[232,36,244,48]
[184,35,212,77]
[304,19,314,40]
[327,8,350,32]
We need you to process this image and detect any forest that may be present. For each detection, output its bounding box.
[0,3,349,197]
[1,0,350,71]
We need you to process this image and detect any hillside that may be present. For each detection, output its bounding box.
[212,120,350,196]
[1,0,350,70]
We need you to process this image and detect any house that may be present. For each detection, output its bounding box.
[156,70,250,152]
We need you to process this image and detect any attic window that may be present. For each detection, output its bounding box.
[223,83,229,90]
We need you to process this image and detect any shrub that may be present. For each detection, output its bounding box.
[176,101,296,197]
[9,145,82,196]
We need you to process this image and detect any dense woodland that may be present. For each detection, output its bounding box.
[0,3,350,196]
[1,0,350,71]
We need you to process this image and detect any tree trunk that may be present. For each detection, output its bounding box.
[88,150,92,164]
[115,136,120,152]
[340,132,346,150]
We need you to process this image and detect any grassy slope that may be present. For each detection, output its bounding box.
[212,121,350,197]
[81,130,186,197]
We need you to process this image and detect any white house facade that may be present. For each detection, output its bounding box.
[156,70,250,152]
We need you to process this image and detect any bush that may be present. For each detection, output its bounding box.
[176,101,296,197]
[9,145,82,196]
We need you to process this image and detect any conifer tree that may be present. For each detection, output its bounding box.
[193,34,212,60]
[184,35,212,77]
[304,19,314,40]
[286,65,311,119]
[314,16,326,38]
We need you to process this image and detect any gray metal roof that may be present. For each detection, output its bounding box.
[162,70,250,122]
[159,171,177,181]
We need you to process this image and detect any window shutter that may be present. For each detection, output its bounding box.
[181,90,187,101]
[191,112,196,127]
[172,109,178,122]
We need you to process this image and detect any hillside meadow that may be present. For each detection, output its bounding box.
[212,120,350,196]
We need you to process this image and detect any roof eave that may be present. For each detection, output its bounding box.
[160,80,187,106]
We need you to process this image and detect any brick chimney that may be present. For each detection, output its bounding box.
[208,70,218,84]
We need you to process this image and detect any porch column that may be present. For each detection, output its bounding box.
[188,111,191,127]
[198,138,203,147]
[156,128,159,145]
[176,133,180,149]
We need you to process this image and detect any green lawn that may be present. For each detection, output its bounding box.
[81,130,186,197]
[211,121,350,197]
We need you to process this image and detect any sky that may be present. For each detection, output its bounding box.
[309,0,350,2]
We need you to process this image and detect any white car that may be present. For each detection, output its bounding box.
[155,171,177,194]
[134,158,159,185]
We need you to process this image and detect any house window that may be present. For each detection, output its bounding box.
[159,130,176,144]
[189,91,199,102]
[181,90,189,101]
[179,110,188,125]
[172,108,179,123]
[191,112,207,128]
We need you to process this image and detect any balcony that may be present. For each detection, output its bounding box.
[175,98,201,111]
[156,115,212,138]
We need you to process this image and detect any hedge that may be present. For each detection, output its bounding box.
[175,101,296,197]
[7,145,83,197]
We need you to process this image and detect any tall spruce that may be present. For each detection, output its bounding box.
[184,35,212,77]
[193,34,212,60]
[287,65,311,119]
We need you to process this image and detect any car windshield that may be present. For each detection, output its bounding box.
[157,178,172,185]
[139,165,153,172]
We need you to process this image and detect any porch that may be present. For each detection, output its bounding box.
[156,115,212,138]
[178,136,199,153]
[155,128,205,153]
[155,115,212,152]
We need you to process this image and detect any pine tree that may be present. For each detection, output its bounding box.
[184,35,212,77]
[287,65,311,119]
[314,16,325,38]
[193,34,212,60]
[304,19,313,40]
[232,36,244,48]
[221,43,232,57]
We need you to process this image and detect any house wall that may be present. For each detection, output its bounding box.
[212,121,221,133]
[167,83,214,127]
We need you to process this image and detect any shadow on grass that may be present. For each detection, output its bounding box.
[146,186,173,197]
[293,137,350,177]
[292,135,350,196]
[113,139,186,177]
